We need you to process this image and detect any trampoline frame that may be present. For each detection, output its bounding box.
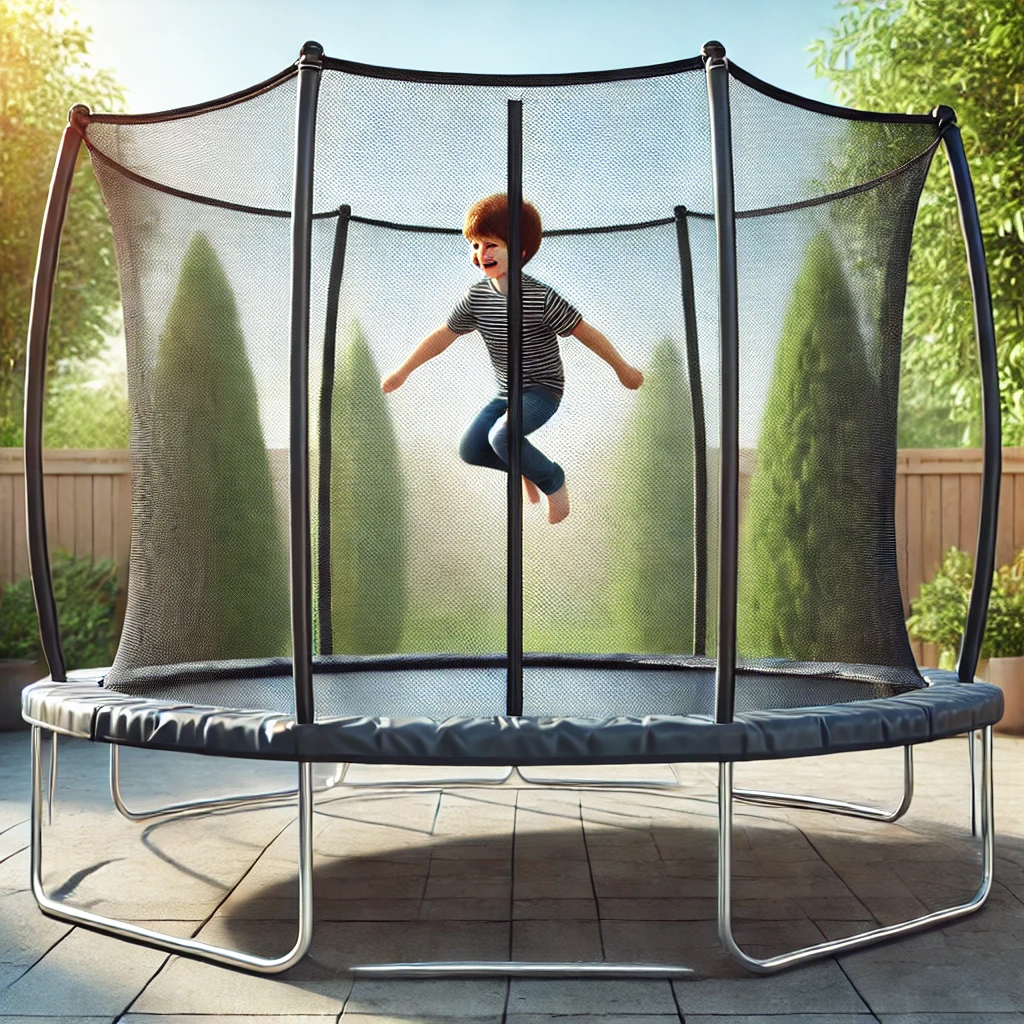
[30,723,993,976]
[21,39,1002,976]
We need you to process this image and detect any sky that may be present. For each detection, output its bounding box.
[69,0,845,115]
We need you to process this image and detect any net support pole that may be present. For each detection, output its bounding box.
[316,204,352,655]
[506,99,525,716]
[703,41,739,724]
[935,110,1001,683]
[24,106,89,684]
[674,206,709,656]
[289,42,323,725]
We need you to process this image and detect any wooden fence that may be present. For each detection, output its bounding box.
[2,446,1023,667]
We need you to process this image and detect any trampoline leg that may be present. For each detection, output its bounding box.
[32,727,315,973]
[717,727,994,973]
[513,764,687,789]
[969,730,978,837]
[108,744,346,821]
[47,731,58,827]
[337,765,515,789]
[733,744,914,822]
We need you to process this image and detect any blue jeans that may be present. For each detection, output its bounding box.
[459,387,565,495]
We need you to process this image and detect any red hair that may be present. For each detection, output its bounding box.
[463,193,542,265]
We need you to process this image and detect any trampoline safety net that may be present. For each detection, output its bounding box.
[75,53,943,718]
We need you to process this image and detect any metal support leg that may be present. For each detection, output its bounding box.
[969,730,978,837]
[734,745,914,822]
[717,727,994,973]
[513,764,687,789]
[109,744,338,822]
[33,728,315,973]
[47,731,58,826]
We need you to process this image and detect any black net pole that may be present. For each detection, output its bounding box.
[703,42,739,724]
[506,99,525,716]
[936,110,1001,683]
[288,42,323,724]
[23,106,89,684]
[674,206,709,656]
[315,204,352,655]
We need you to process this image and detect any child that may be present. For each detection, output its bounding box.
[382,193,643,524]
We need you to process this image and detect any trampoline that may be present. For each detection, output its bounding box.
[21,40,1002,976]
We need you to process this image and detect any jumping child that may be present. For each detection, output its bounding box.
[381,193,643,524]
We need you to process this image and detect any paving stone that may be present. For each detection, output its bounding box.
[686,1018,877,1024]
[0,823,27,867]
[343,977,507,1017]
[0,882,73,978]
[512,919,603,961]
[507,978,678,1015]
[0,1018,116,1023]
[0,920,197,1017]
[876,1015,1024,1023]
[507,1017,679,1024]
[125,1017,335,1023]
[514,899,598,920]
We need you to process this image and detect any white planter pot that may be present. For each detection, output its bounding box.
[0,659,47,731]
[980,655,1024,735]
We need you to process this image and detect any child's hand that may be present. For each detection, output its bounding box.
[381,369,408,393]
[617,364,644,390]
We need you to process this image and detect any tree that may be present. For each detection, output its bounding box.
[0,0,124,445]
[329,321,407,654]
[143,233,291,664]
[810,0,1024,445]
[737,233,891,663]
[609,337,695,654]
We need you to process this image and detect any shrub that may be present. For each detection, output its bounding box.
[328,320,407,653]
[609,337,695,653]
[144,232,290,663]
[737,232,889,662]
[908,546,1024,666]
[0,553,119,669]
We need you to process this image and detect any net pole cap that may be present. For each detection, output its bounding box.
[701,40,727,63]
[298,40,324,66]
[931,105,957,126]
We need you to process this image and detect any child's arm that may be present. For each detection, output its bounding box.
[571,321,644,389]
[382,326,460,392]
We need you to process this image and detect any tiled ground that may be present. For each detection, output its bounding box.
[0,729,1022,1022]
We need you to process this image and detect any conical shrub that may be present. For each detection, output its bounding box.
[610,337,696,653]
[145,232,290,663]
[329,321,406,653]
[737,231,886,662]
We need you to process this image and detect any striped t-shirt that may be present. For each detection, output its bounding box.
[446,274,582,397]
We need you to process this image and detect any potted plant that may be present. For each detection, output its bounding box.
[0,553,120,730]
[907,546,1024,734]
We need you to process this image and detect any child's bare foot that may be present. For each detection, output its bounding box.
[523,477,541,504]
[546,483,570,524]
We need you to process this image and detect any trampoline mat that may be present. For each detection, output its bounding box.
[100,653,925,720]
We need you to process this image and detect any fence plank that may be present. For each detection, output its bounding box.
[960,474,981,558]
[997,480,1015,571]
[93,475,114,563]
[1015,472,1024,556]
[921,475,942,589]
[74,476,93,558]
[940,474,960,562]
[906,473,923,622]
[57,476,76,556]
[42,476,58,558]
[0,474,13,591]
[13,475,27,582]
[112,471,131,585]
[895,472,908,615]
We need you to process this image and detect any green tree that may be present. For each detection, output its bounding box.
[329,321,407,654]
[610,338,695,653]
[810,0,1024,445]
[147,233,290,663]
[737,233,888,662]
[1,0,124,445]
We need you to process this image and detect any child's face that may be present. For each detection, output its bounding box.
[468,235,508,282]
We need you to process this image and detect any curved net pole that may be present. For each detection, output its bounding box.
[24,106,90,686]
[935,109,1001,685]
[674,206,709,656]
[703,42,739,725]
[288,42,324,725]
[315,204,352,655]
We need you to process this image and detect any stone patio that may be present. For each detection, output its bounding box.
[0,728,1021,1022]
